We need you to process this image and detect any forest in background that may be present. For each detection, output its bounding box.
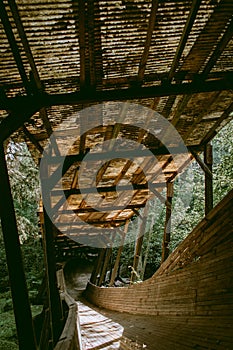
[0,119,232,349]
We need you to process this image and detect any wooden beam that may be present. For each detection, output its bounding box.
[168,0,201,81]
[78,0,87,88]
[40,160,63,346]
[1,70,228,92]
[7,0,60,153]
[87,0,97,87]
[161,182,174,263]
[149,186,172,210]
[56,203,146,215]
[47,144,200,167]
[183,91,221,141]
[170,4,233,126]
[23,125,44,154]
[69,134,86,209]
[45,151,169,192]
[0,0,30,92]
[181,14,233,135]
[98,247,112,286]
[8,0,41,90]
[137,0,159,82]
[0,144,37,350]
[190,149,213,178]
[201,16,233,79]
[52,182,165,197]
[162,0,201,117]
[171,94,191,127]
[202,102,233,145]
[204,144,213,215]
[1,74,232,118]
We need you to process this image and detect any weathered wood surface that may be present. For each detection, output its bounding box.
[78,301,124,350]
[55,269,82,350]
[83,306,233,350]
[84,190,233,348]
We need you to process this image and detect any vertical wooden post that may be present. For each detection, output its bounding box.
[204,143,213,215]
[0,144,37,350]
[161,182,173,263]
[109,220,129,286]
[98,247,112,286]
[40,158,63,346]
[131,206,149,282]
[90,248,105,285]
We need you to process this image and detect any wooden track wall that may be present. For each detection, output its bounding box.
[85,190,233,317]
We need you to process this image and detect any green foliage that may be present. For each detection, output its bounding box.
[0,304,17,347]
[213,120,233,204]
[0,340,18,350]
[6,141,40,242]
[115,119,233,280]
[0,141,43,349]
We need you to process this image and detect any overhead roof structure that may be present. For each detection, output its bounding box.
[0,0,233,242]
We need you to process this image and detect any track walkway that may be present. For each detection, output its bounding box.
[63,190,233,350]
[77,296,233,350]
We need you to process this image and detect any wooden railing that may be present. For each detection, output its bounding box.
[54,268,82,350]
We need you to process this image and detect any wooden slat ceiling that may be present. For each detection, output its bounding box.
[0,0,233,240]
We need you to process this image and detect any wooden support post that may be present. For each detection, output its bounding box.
[0,144,37,350]
[98,247,112,286]
[40,159,63,346]
[90,248,105,285]
[131,206,149,282]
[204,143,213,215]
[109,221,129,286]
[161,182,174,263]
